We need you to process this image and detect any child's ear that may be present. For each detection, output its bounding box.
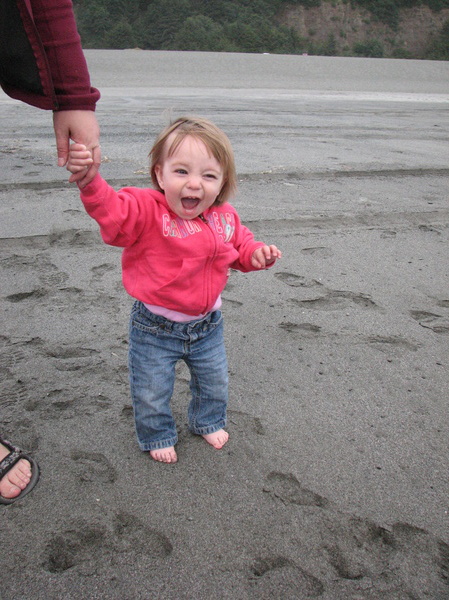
[154,164,164,190]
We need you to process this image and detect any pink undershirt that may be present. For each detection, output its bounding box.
[144,296,222,323]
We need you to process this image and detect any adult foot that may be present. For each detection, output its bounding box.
[149,447,178,464]
[0,442,32,500]
[202,429,229,449]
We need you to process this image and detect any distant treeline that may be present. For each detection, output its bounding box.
[73,0,449,59]
[353,0,449,30]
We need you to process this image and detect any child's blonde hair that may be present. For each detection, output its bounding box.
[150,116,237,205]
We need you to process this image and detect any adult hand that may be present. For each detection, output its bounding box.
[53,110,101,187]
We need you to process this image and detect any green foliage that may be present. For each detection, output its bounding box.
[308,33,338,55]
[172,16,230,51]
[73,0,306,54]
[424,18,449,58]
[288,0,322,6]
[137,0,192,50]
[105,19,137,49]
[353,38,384,57]
[74,0,143,47]
[351,0,449,29]
[391,47,413,58]
[223,17,304,53]
[74,3,110,47]
[426,0,449,10]
[352,0,401,30]
[323,33,338,55]
[72,0,448,58]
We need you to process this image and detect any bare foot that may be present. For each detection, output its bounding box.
[0,443,32,500]
[202,429,229,449]
[149,446,178,464]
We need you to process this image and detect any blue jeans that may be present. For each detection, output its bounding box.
[128,301,228,451]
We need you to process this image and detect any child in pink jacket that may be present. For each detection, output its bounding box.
[68,116,281,463]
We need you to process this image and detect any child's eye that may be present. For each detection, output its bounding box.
[205,173,218,179]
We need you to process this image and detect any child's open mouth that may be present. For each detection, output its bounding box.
[181,197,200,211]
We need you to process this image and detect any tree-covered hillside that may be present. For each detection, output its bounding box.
[73,0,449,59]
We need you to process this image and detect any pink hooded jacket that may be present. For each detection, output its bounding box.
[80,174,266,316]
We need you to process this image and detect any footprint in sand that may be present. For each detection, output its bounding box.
[278,322,322,336]
[42,512,173,573]
[263,471,329,507]
[228,409,266,436]
[1,252,68,288]
[276,272,381,314]
[222,296,244,308]
[39,267,69,288]
[112,511,173,556]
[52,288,121,316]
[418,224,441,234]
[258,471,449,598]
[71,450,117,484]
[42,522,107,574]
[275,272,380,313]
[5,288,47,302]
[1,379,29,409]
[25,390,84,421]
[366,335,420,352]
[44,346,100,360]
[290,290,379,312]
[301,246,334,258]
[410,310,449,334]
[322,520,449,594]
[250,556,324,597]
[121,404,134,420]
[42,344,101,372]
[91,263,115,277]
[0,336,26,369]
[275,272,324,289]
[48,229,99,248]
[380,229,397,238]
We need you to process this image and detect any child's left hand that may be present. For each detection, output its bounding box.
[251,245,282,269]
[67,143,93,184]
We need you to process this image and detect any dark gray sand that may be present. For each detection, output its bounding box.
[1,51,448,599]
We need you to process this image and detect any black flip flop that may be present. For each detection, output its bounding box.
[0,438,40,505]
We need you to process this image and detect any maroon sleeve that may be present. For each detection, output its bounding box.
[24,0,100,110]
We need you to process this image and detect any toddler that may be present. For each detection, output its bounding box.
[68,116,281,463]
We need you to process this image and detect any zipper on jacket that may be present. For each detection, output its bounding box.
[197,213,218,313]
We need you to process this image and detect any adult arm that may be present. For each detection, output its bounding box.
[26,0,100,111]
[29,0,101,183]
[11,0,101,183]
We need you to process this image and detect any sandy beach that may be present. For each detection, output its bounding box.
[1,51,448,599]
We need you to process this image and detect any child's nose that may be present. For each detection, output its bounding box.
[187,175,201,189]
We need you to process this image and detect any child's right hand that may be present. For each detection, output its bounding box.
[67,143,94,186]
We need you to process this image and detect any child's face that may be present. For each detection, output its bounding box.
[154,135,225,220]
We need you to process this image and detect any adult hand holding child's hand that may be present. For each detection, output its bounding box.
[54,110,101,187]
[67,143,94,187]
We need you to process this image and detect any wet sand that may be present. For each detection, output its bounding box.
[1,51,448,599]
